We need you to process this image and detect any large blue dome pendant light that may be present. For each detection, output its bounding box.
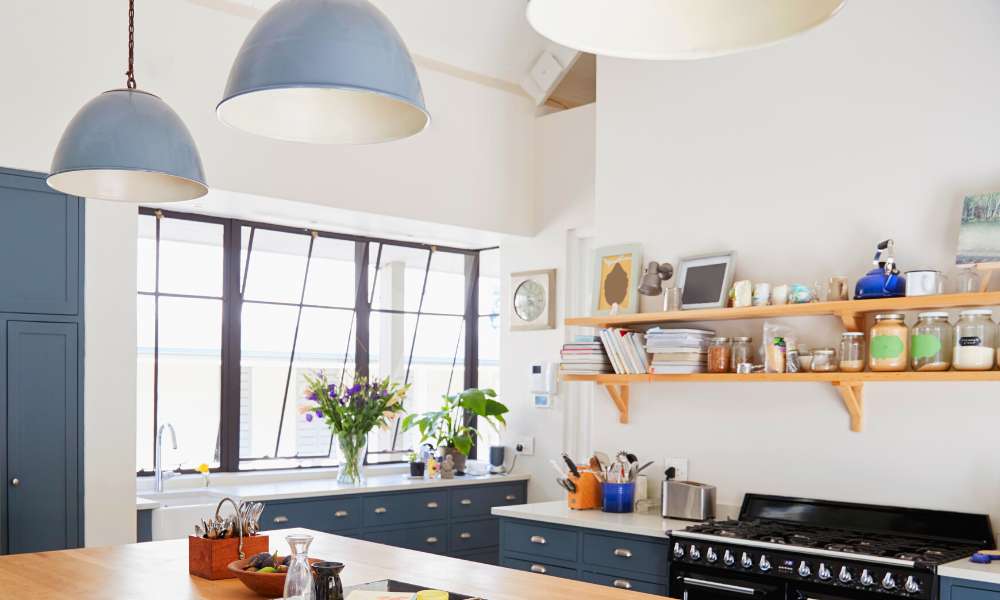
[218,0,430,145]
[48,0,207,202]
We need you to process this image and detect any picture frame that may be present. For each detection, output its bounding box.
[676,251,736,310]
[509,269,556,331]
[956,192,1000,266]
[592,244,643,316]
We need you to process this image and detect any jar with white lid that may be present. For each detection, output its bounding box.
[911,312,952,371]
[811,348,838,372]
[953,309,996,371]
[869,313,908,372]
[839,332,866,372]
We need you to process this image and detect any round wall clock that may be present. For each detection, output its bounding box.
[509,269,556,331]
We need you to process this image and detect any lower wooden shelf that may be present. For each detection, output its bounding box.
[560,371,1000,432]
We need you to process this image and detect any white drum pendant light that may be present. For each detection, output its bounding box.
[49,0,207,202]
[526,0,847,61]
[218,0,430,144]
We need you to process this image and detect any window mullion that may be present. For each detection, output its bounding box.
[463,252,480,459]
[219,220,243,472]
[152,211,162,468]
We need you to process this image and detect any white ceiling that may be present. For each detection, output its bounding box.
[190,0,552,86]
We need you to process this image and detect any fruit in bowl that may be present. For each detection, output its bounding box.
[228,552,321,597]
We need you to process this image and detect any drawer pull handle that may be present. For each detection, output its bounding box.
[426,536,439,544]
[459,532,472,540]
[505,494,517,501]
[426,501,439,509]
[374,507,388,514]
[460,499,472,505]
[334,510,349,518]
[530,535,547,545]
[530,564,547,574]
[614,548,633,558]
[273,516,289,524]
[613,579,633,590]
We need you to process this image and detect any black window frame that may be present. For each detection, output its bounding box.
[137,207,498,475]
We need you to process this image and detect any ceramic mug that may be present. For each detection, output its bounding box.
[771,284,789,305]
[752,282,771,306]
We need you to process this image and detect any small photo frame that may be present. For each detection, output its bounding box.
[592,244,643,316]
[676,251,736,310]
[957,192,1000,266]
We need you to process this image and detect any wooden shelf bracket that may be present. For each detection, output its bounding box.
[602,383,630,424]
[833,382,864,432]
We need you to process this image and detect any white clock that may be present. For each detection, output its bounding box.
[510,269,555,331]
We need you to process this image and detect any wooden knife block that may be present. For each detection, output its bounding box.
[567,470,602,510]
[189,534,270,580]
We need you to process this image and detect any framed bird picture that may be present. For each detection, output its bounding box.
[592,244,642,316]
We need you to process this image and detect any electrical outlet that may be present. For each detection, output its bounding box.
[514,437,535,456]
[665,457,689,481]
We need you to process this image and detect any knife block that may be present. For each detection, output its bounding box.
[566,469,602,510]
[189,534,270,580]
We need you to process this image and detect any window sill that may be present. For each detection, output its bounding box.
[136,462,409,493]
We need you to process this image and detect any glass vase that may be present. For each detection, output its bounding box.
[336,432,367,485]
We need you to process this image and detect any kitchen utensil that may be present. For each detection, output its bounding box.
[560,453,580,478]
[661,480,717,520]
[549,459,567,479]
[635,460,654,475]
[905,269,945,296]
[855,239,906,299]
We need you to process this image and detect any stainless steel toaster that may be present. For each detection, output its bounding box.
[662,480,716,520]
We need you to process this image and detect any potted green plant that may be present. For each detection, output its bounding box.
[402,388,508,474]
[302,372,409,485]
[407,451,425,477]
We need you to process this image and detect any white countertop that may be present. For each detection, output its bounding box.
[208,472,530,502]
[136,497,160,510]
[939,557,1000,586]
[492,500,740,538]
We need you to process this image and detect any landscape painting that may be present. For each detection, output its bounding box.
[957,192,1000,265]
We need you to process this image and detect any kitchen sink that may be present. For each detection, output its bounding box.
[139,490,228,541]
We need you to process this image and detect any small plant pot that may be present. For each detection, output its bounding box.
[409,461,426,477]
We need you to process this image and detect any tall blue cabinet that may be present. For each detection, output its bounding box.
[0,167,84,554]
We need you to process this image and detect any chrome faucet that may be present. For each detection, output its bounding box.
[154,423,178,493]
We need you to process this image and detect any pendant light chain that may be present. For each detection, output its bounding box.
[126,0,137,89]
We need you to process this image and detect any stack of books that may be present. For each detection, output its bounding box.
[559,336,613,374]
[645,328,715,374]
[598,328,650,375]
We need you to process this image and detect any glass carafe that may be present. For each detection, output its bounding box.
[283,534,316,600]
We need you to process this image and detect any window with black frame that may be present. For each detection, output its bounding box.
[137,209,494,473]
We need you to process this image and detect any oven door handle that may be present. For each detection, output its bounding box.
[682,577,759,596]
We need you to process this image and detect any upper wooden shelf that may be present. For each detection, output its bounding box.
[565,291,1000,331]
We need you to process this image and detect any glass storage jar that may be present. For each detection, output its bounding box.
[839,332,866,372]
[811,348,838,372]
[953,309,996,371]
[730,337,753,372]
[707,337,732,373]
[911,312,952,371]
[869,313,908,372]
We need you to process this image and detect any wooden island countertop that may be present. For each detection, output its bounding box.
[0,528,666,600]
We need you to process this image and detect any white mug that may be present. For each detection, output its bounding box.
[752,282,771,306]
[771,284,789,305]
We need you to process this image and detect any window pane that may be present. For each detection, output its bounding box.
[477,315,502,455]
[479,249,500,316]
[156,297,223,470]
[368,243,431,313]
[136,295,155,471]
[420,251,467,315]
[158,217,224,297]
[303,237,356,308]
[137,214,156,293]
[242,229,310,303]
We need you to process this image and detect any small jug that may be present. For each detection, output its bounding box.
[312,561,345,600]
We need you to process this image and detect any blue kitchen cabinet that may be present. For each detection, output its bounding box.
[137,510,153,543]
[941,577,1000,600]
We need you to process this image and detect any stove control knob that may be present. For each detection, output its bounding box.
[758,555,772,572]
[839,566,854,584]
[741,552,753,569]
[905,576,921,594]
[706,547,718,563]
[689,545,702,561]
[882,573,898,590]
[673,543,684,558]
[723,549,736,566]
[860,570,875,587]
[818,563,832,581]
[797,561,812,578]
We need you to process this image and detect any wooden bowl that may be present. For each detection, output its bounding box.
[227,557,322,598]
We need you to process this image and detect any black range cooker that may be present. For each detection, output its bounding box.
[668,494,994,600]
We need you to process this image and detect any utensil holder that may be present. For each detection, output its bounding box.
[601,482,636,513]
[566,469,602,510]
[189,534,270,580]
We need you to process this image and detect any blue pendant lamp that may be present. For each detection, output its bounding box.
[48,0,206,203]
[218,0,429,145]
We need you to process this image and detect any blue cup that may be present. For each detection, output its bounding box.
[601,482,635,513]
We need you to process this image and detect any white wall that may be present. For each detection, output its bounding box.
[84,200,138,545]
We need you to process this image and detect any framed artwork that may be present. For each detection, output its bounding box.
[510,269,555,331]
[676,251,736,309]
[957,192,1000,266]
[592,244,642,316]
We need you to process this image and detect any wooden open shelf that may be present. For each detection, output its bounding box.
[563,292,1000,431]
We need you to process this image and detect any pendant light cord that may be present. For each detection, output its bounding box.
[126,0,137,89]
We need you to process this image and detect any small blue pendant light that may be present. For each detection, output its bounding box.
[49,0,206,202]
[218,0,430,145]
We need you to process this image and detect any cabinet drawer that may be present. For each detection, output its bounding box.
[583,571,667,595]
[502,557,577,580]
[450,518,499,552]
[501,521,578,562]
[582,532,670,576]
[451,484,523,518]
[261,497,361,532]
[950,584,1000,600]
[364,524,449,555]
[363,491,449,527]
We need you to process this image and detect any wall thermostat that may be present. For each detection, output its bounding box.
[533,394,552,409]
[530,362,557,394]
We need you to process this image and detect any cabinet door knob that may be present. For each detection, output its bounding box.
[334,510,349,518]
[459,532,472,540]
[505,494,517,501]
[373,507,388,514]
[614,548,633,558]
[273,515,288,524]
[530,564,547,574]
[460,498,472,505]
[529,535,547,545]
[613,579,633,590]
[10,478,19,487]
[425,536,438,544]
[426,501,439,509]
